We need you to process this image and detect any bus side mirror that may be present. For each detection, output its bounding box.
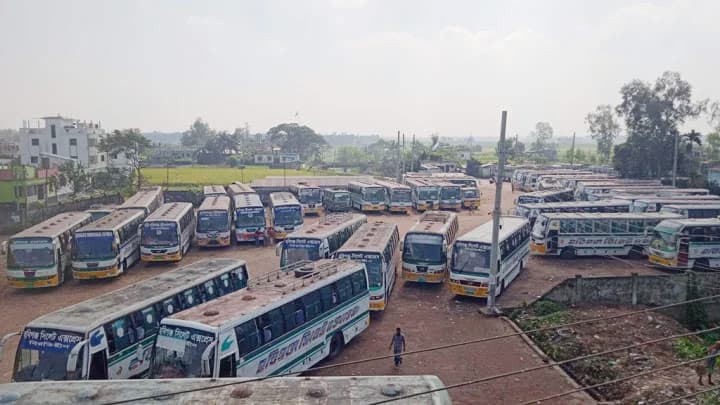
[275,242,283,257]
[200,341,217,377]
[66,340,88,376]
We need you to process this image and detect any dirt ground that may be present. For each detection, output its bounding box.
[0,181,671,404]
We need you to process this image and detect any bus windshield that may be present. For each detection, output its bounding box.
[274,206,302,227]
[650,228,678,252]
[452,242,490,277]
[462,189,479,198]
[8,238,55,268]
[333,192,350,202]
[362,188,385,203]
[440,188,461,200]
[282,238,321,266]
[338,252,382,288]
[418,188,438,201]
[532,216,548,238]
[152,326,215,379]
[13,328,84,382]
[142,222,179,246]
[236,208,265,227]
[403,233,444,264]
[73,232,116,260]
[197,211,229,233]
[299,189,322,204]
[392,190,412,203]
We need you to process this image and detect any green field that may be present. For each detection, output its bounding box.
[142,165,333,187]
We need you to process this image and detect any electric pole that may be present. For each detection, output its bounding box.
[402,133,406,176]
[396,131,401,182]
[486,111,508,315]
[411,133,416,172]
[672,132,679,187]
[570,131,576,165]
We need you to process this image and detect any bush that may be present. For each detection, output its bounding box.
[533,300,566,316]
[673,337,706,360]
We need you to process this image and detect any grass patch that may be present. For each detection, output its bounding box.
[673,336,706,360]
[140,166,334,187]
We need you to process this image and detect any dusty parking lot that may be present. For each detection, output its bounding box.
[0,181,668,403]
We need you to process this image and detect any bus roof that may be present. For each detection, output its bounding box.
[168,259,364,329]
[12,212,92,239]
[404,178,438,187]
[517,199,631,209]
[373,179,410,190]
[145,202,194,222]
[289,183,321,191]
[456,216,527,244]
[348,180,383,188]
[635,196,720,202]
[518,188,573,197]
[337,221,397,253]
[233,193,263,209]
[202,185,227,196]
[662,204,720,210]
[269,192,300,206]
[408,211,457,235]
[538,212,683,220]
[228,183,255,195]
[324,187,349,193]
[198,195,232,212]
[0,376,451,404]
[26,259,247,332]
[117,186,163,210]
[75,209,144,232]
[287,213,366,239]
[251,176,374,188]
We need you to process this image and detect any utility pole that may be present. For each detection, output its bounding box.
[672,132,679,187]
[396,131,401,182]
[486,111,507,315]
[411,133,416,172]
[570,131,576,165]
[402,133,406,176]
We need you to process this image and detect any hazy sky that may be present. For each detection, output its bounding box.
[1,0,718,139]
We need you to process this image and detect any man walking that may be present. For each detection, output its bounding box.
[389,327,406,368]
[700,340,720,385]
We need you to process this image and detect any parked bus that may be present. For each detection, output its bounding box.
[10,259,248,381]
[530,212,682,258]
[660,204,720,219]
[278,213,367,266]
[268,192,303,241]
[374,179,413,213]
[461,187,482,209]
[613,187,709,198]
[85,205,116,221]
[196,195,233,247]
[515,199,631,226]
[405,173,479,189]
[117,186,164,217]
[436,182,462,211]
[233,193,266,243]
[535,173,601,191]
[203,185,227,198]
[0,376,452,405]
[449,216,530,298]
[348,181,386,212]
[405,178,440,211]
[140,202,195,262]
[575,180,663,201]
[336,221,400,311]
[631,196,720,213]
[402,211,459,283]
[289,183,323,215]
[648,218,720,271]
[516,189,574,205]
[521,170,592,192]
[227,183,256,198]
[322,188,351,212]
[71,209,145,280]
[4,212,93,288]
[151,259,370,379]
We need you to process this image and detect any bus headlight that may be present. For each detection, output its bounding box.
[370,295,383,300]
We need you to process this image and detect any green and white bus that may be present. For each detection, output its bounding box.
[348,181,386,212]
[5,212,93,288]
[648,218,720,270]
[10,259,248,381]
[336,221,400,311]
[515,199,631,227]
[71,209,145,280]
[660,204,720,219]
[631,197,720,212]
[140,202,195,262]
[278,213,367,266]
[151,259,370,379]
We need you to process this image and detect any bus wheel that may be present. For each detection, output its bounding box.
[694,259,710,272]
[560,247,576,259]
[328,333,345,359]
[627,246,643,260]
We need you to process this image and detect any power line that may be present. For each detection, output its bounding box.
[367,325,720,405]
[101,293,720,405]
[655,385,719,405]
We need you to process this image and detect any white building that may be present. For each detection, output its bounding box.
[19,116,126,171]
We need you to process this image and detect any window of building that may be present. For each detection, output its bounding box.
[69,138,77,146]
[89,156,98,164]
[51,124,56,138]
[100,155,105,162]
[111,153,118,159]
[30,156,38,164]
[52,143,57,155]
[31,138,39,146]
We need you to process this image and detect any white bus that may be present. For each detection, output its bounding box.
[117,186,164,217]
[530,212,683,258]
[289,183,324,215]
[348,181,386,212]
[322,188,352,212]
[0,376,452,405]
[227,183,256,198]
[278,213,367,266]
[85,204,117,221]
[203,185,227,198]
[5,212,93,288]
[140,202,195,262]
[10,259,249,381]
[196,195,233,247]
[336,221,400,311]
[660,204,720,219]
[374,179,413,213]
[268,192,303,241]
[516,189,574,205]
[648,218,720,271]
[71,209,145,280]
[151,259,370,379]
[436,182,462,211]
[630,196,720,212]
[515,199,631,227]
[233,193,266,243]
[405,178,440,212]
[461,187,481,209]
[449,216,530,298]
[574,180,663,200]
[402,211,459,284]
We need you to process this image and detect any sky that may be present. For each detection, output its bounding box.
[1,0,718,140]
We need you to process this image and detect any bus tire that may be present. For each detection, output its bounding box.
[560,247,576,259]
[328,332,344,359]
[694,259,710,272]
[627,246,643,260]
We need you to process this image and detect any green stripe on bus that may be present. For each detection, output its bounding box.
[108,335,156,366]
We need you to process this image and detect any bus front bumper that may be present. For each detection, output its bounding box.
[73,265,121,280]
[7,274,60,288]
[648,255,676,267]
[304,206,323,215]
[530,243,546,254]
[141,252,182,262]
[362,204,385,212]
[389,206,412,213]
[369,300,386,311]
[463,200,481,208]
[402,269,445,283]
[448,280,488,297]
[197,237,231,247]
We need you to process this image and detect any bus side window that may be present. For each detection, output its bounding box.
[161,297,179,317]
[106,317,134,354]
[350,270,368,296]
[235,320,261,357]
[180,288,202,308]
[336,276,353,303]
[201,280,218,301]
[217,274,233,295]
[232,267,248,290]
[258,309,284,344]
[281,299,305,332]
[302,290,322,321]
[319,285,338,311]
[136,306,159,338]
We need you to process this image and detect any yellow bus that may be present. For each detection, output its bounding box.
[402,211,459,283]
[461,187,481,209]
[140,202,195,262]
[405,178,440,211]
[348,181,386,212]
[289,183,324,215]
[374,179,413,213]
[268,192,303,241]
[196,195,233,247]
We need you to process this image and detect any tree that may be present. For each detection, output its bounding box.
[91,167,132,195]
[181,118,214,147]
[530,122,554,150]
[585,105,620,163]
[227,156,239,168]
[614,71,706,178]
[58,161,89,196]
[98,129,152,190]
[267,123,327,161]
[334,146,371,171]
[705,132,720,162]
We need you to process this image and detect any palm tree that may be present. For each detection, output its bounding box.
[681,130,703,182]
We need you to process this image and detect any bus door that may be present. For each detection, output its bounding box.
[87,326,110,380]
[677,235,689,268]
